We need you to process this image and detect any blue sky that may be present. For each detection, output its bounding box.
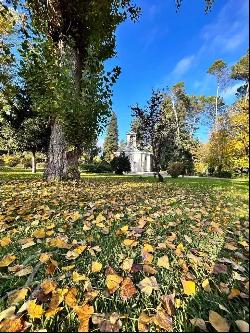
[101,0,249,145]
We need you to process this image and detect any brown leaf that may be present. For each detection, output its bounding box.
[209,310,230,332]
[138,312,151,332]
[0,317,25,332]
[120,277,137,300]
[153,307,173,332]
[161,294,175,316]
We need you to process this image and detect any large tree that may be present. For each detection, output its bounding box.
[207,60,229,130]
[103,112,119,162]
[2,0,140,180]
[231,50,249,101]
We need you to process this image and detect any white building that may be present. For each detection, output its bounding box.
[115,132,153,173]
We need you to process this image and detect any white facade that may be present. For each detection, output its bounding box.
[115,132,153,173]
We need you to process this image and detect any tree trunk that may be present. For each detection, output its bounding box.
[215,83,219,131]
[44,118,68,181]
[31,151,36,173]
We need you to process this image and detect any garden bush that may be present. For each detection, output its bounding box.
[2,154,21,167]
[110,153,131,175]
[80,161,112,173]
[167,161,185,178]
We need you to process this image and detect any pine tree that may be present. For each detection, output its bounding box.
[103,112,119,161]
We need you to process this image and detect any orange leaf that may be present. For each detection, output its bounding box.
[120,277,137,300]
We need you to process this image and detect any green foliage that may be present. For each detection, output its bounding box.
[2,154,20,167]
[110,153,131,174]
[167,161,185,178]
[231,50,249,82]
[80,161,112,173]
[103,112,119,161]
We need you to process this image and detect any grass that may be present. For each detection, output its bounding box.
[0,169,249,332]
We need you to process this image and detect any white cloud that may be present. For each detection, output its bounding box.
[97,138,104,148]
[222,82,242,100]
[172,55,195,77]
[199,0,249,54]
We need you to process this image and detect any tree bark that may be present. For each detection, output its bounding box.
[215,83,219,131]
[31,151,36,173]
[44,118,68,181]
[44,118,81,181]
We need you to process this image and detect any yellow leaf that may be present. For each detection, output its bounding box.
[182,280,196,296]
[209,310,230,332]
[0,306,16,321]
[41,280,57,295]
[91,261,102,273]
[121,258,134,272]
[75,304,94,332]
[65,288,78,308]
[95,213,106,224]
[138,312,151,332]
[62,264,75,272]
[33,228,46,239]
[14,266,33,277]
[228,288,240,299]
[8,289,28,305]
[49,288,68,309]
[157,255,170,269]
[138,276,158,296]
[0,237,11,247]
[0,317,24,332]
[143,243,154,253]
[120,225,129,233]
[202,279,212,292]
[49,237,70,249]
[45,307,63,318]
[153,307,173,331]
[123,239,138,247]
[106,274,123,294]
[0,255,16,267]
[39,253,51,263]
[27,300,44,319]
[72,271,86,282]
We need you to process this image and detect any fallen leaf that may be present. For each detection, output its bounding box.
[121,258,133,272]
[14,266,33,277]
[138,312,151,332]
[72,271,87,282]
[228,288,240,299]
[106,274,123,294]
[0,306,16,321]
[0,317,24,332]
[123,239,138,247]
[202,279,212,292]
[190,318,207,331]
[0,255,16,267]
[64,288,78,308]
[41,280,57,295]
[182,280,196,296]
[120,277,137,300]
[161,294,175,316]
[91,261,102,273]
[235,320,249,332]
[8,289,28,305]
[33,228,46,239]
[74,304,94,332]
[0,237,11,247]
[153,307,173,332]
[27,300,44,319]
[138,276,158,296]
[157,255,170,269]
[209,310,230,332]
[45,307,63,318]
[143,243,154,253]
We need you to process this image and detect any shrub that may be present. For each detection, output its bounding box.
[0,157,4,166]
[3,154,20,167]
[110,153,131,175]
[167,161,185,178]
[213,170,232,178]
[22,156,32,168]
[80,161,112,173]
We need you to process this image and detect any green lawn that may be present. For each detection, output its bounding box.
[0,170,249,332]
